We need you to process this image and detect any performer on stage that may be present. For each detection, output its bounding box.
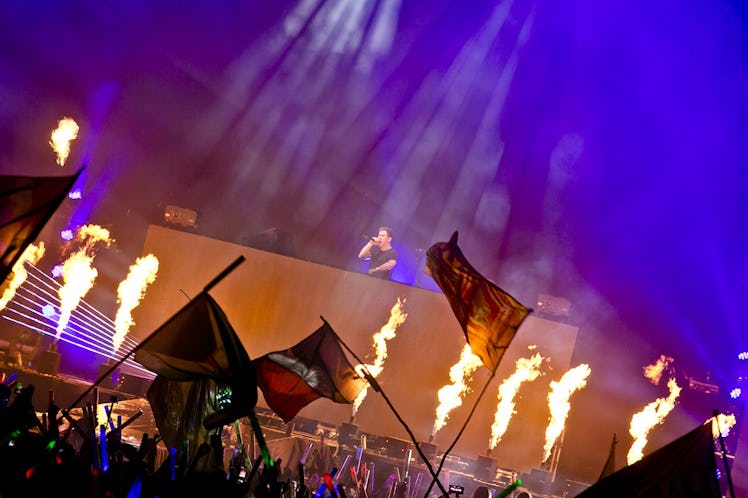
[358,226,398,280]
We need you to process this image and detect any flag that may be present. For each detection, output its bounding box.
[254,319,367,422]
[0,170,82,285]
[425,231,531,373]
[146,376,219,464]
[135,293,257,426]
[597,433,617,481]
[575,422,721,498]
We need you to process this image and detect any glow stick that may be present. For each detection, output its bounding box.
[334,455,351,483]
[300,440,315,465]
[497,479,522,498]
[313,468,337,498]
[104,405,116,431]
[355,445,363,473]
[100,424,109,472]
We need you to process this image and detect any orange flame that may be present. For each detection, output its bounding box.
[643,355,673,385]
[352,297,407,415]
[711,413,737,438]
[0,243,46,310]
[431,344,483,437]
[50,117,79,166]
[488,353,544,450]
[542,363,591,462]
[627,377,681,464]
[55,225,112,340]
[112,254,159,350]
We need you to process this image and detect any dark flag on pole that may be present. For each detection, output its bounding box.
[425,231,531,373]
[253,319,367,423]
[0,170,82,284]
[136,292,257,444]
[576,422,721,498]
[146,376,220,463]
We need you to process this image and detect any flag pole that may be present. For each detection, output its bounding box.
[713,409,736,498]
[422,368,496,498]
[246,410,273,468]
[63,256,246,412]
[331,324,451,498]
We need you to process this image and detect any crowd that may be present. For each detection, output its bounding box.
[0,378,364,498]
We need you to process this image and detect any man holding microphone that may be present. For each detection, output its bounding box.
[358,226,398,280]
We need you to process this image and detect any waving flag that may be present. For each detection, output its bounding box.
[577,422,720,498]
[136,292,257,428]
[254,319,367,422]
[425,231,531,372]
[0,170,82,285]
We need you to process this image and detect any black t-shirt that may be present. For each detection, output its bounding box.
[369,246,398,280]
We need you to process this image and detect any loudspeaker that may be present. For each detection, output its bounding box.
[338,422,359,448]
[97,362,121,390]
[525,468,552,494]
[472,455,496,481]
[382,436,411,459]
[420,441,437,461]
[118,374,152,397]
[37,350,61,376]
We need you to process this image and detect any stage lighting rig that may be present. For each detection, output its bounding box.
[163,205,198,229]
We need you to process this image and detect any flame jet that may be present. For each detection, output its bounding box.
[55,225,112,341]
[711,413,736,438]
[643,354,673,385]
[431,344,483,438]
[0,243,46,310]
[488,353,544,450]
[352,298,407,415]
[542,363,591,462]
[627,376,681,464]
[50,117,79,166]
[112,254,159,350]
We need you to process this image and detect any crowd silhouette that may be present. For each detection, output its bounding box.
[0,377,377,498]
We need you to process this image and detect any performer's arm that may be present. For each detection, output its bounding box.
[358,239,376,259]
[368,258,396,274]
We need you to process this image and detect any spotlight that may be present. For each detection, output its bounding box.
[41,304,56,318]
[738,352,748,361]
[60,229,74,241]
[730,388,742,399]
[51,264,64,278]
[68,189,82,200]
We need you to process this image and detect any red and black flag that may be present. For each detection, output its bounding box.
[253,319,366,422]
[425,231,531,373]
[0,170,82,284]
